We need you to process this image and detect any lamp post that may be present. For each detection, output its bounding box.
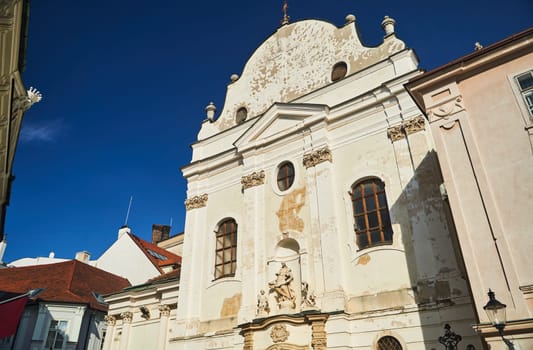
[483,289,514,349]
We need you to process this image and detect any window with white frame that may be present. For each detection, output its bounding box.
[515,70,533,121]
[44,320,67,349]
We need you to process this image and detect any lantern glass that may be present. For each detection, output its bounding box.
[483,290,507,328]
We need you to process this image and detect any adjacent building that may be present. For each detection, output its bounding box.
[0,260,130,350]
[9,225,182,285]
[406,27,533,350]
[0,0,41,262]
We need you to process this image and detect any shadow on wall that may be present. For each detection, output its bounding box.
[389,150,482,350]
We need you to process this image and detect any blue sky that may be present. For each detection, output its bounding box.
[4,0,532,262]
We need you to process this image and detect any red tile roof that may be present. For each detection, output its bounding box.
[128,233,182,273]
[147,268,181,284]
[0,260,130,312]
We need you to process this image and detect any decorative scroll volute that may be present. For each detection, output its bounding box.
[184,194,208,211]
[428,96,465,121]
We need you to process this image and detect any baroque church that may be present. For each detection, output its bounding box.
[102,6,533,350]
[175,11,478,350]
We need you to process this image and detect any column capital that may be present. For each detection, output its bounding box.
[159,304,171,317]
[303,147,332,168]
[120,311,133,324]
[104,315,116,326]
[185,194,208,210]
[241,170,266,189]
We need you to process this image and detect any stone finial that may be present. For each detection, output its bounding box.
[381,16,396,36]
[230,74,239,82]
[345,14,356,24]
[205,102,216,121]
[474,42,483,51]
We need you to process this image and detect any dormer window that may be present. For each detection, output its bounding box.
[236,107,248,124]
[331,61,348,82]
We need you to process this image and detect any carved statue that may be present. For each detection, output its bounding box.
[269,263,296,309]
[301,281,316,308]
[257,289,270,316]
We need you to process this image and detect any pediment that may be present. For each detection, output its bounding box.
[234,103,328,152]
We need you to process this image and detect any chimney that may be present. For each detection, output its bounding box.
[152,224,171,244]
[75,251,90,263]
[118,225,131,239]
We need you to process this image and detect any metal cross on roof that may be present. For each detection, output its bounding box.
[281,0,290,25]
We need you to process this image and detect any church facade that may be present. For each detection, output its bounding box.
[169,13,481,350]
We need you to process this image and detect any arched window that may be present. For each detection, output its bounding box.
[351,178,393,250]
[236,107,248,124]
[214,219,238,279]
[377,336,402,350]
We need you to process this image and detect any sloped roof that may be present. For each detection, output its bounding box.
[128,233,181,273]
[0,260,130,311]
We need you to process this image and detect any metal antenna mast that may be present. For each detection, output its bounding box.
[124,196,133,226]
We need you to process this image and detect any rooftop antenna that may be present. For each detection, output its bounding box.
[124,195,133,226]
[170,217,173,228]
[281,0,290,25]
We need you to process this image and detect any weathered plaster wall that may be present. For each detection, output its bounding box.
[198,19,405,139]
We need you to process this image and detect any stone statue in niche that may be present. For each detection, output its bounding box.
[269,262,296,310]
[257,289,270,317]
[301,281,316,309]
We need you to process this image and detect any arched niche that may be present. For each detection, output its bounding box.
[268,238,303,313]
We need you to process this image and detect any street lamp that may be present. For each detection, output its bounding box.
[483,289,514,349]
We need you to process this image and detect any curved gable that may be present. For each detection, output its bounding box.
[199,18,406,139]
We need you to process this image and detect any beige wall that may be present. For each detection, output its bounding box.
[407,32,533,350]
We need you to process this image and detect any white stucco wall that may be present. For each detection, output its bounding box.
[95,234,161,285]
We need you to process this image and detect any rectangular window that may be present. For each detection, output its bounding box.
[45,320,67,349]
[516,70,533,121]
